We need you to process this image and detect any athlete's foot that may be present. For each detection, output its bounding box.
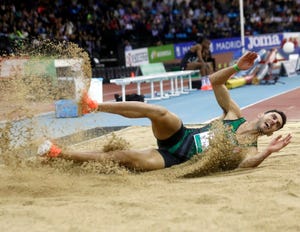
[81,91,98,114]
[37,140,62,158]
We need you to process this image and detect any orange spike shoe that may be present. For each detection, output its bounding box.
[80,91,99,114]
[37,140,62,158]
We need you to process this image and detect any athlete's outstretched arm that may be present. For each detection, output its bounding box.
[238,133,292,168]
[195,44,205,63]
[209,52,257,85]
[209,52,257,117]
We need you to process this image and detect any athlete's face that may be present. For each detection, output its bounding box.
[203,40,211,49]
[257,112,283,135]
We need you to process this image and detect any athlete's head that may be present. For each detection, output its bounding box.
[196,36,211,47]
[257,109,287,135]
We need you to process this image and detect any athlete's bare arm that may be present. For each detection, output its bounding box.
[209,52,258,119]
[238,133,292,168]
[194,44,205,63]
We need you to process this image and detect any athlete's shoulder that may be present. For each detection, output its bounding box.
[190,44,201,51]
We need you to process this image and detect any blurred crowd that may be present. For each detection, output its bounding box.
[1,0,300,61]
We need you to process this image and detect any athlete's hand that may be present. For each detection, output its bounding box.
[236,52,258,70]
[266,133,292,153]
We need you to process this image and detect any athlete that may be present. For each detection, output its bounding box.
[180,38,215,76]
[38,51,292,171]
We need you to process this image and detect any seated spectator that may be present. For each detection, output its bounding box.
[180,38,215,76]
[124,40,133,51]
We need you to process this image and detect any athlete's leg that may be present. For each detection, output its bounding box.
[199,63,214,76]
[185,62,212,76]
[97,101,182,140]
[185,62,202,70]
[203,63,214,76]
[59,148,165,171]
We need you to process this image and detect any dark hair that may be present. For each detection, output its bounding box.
[264,109,287,129]
[196,35,210,44]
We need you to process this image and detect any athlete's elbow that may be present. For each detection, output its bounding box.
[208,75,221,86]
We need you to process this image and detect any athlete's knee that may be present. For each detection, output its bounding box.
[112,150,143,168]
[118,149,164,171]
[133,156,164,171]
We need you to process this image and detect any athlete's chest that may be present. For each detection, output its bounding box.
[235,125,257,146]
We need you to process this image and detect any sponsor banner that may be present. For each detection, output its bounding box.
[174,42,195,59]
[124,32,294,66]
[283,32,300,44]
[282,32,300,54]
[148,44,175,63]
[211,33,284,54]
[245,33,283,51]
[211,37,242,54]
[125,48,149,67]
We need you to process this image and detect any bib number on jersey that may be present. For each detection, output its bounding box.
[193,131,212,153]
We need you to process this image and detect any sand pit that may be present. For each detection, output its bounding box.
[0,122,299,231]
[1,40,299,231]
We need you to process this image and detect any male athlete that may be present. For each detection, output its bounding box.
[180,38,215,76]
[38,52,292,171]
